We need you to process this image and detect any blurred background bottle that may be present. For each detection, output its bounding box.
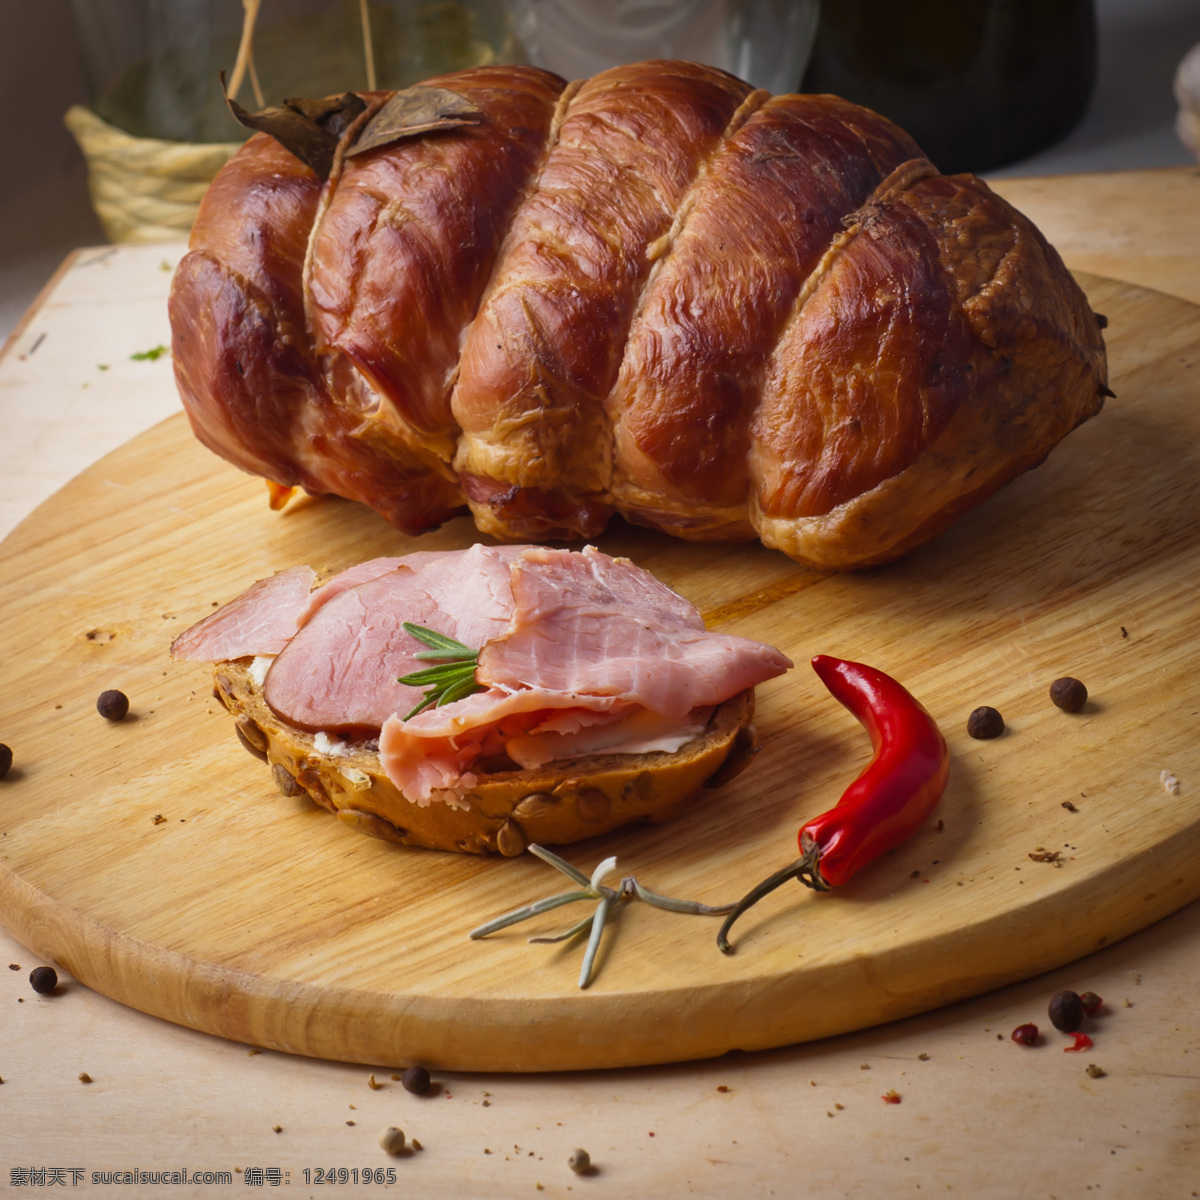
[509,0,819,95]
[801,0,1098,174]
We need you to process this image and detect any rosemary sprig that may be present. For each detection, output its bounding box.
[397,622,483,719]
[470,844,737,989]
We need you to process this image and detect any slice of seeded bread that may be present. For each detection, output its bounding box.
[212,660,760,854]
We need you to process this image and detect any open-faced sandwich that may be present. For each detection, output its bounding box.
[171,544,791,853]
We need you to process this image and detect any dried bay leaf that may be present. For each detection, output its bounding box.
[222,74,367,180]
[347,86,482,158]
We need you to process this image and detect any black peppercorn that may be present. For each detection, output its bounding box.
[97,690,130,721]
[1048,989,1084,1032]
[1050,677,1087,712]
[967,706,1005,739]
[29,965,58,995]
[0,743,11,778]
[402,1065,431,1095]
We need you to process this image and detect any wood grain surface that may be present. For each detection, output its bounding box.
[1,273,1197,1073]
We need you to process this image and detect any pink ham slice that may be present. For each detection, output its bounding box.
[379,686,636,805]
[172,544,792,804]
[477,545,792,719]
[293,550,522,627]
[262,543,521,733]
[170,566,317,661]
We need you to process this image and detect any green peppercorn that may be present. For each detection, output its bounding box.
[1048,989,1084,1032]
[568,1149,591,1174]
[0,744,12,778]
[1050,677,1088,712]
[967,706,1005,739]
[29,966,58,995]
[97,690,129,721]
[402,1065,431,1095]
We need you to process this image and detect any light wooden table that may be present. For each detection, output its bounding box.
[2,167,1198,1198]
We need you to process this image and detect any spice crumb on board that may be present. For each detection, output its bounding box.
[1063,800,1078,812]
[716,1085,730,1093]
[1029,849,1064,866]
[368,1073,383,1090]
[78,1073,93,1084]
[917,1053,930,1061]
[1161,770,1181,795]
[1086,1064,1107,1078]
[882,1090,901,1104]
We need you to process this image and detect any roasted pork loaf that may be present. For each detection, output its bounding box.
[170,60,1108,569]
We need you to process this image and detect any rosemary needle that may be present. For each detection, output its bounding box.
[470,845,738,988]
[397,622,484,718]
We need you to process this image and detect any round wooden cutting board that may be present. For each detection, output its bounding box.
[1,274,1198,1073]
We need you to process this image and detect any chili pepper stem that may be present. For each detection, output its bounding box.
[717,842,827,955]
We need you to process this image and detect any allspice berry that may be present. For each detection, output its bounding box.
[967,706,1005,739]
[96,690,130,721]
[0,743,12,778]
[1050,677,1088,712]
[29,966,58,995]
[1048,989,1085,1032]
[401,1065,431,1095]
[379,1127,406,1155]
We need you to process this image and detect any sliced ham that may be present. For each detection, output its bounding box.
[378,687,635,804]
[294,549,529,627]
[262,544,520,732]
[173,543,792,805]
[477,545,792,718]
[504,706,709,770]
[170,566,316,661]
[294,555,413,627]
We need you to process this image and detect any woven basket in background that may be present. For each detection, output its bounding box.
[64,105,243,244]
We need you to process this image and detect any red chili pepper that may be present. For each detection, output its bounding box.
[1065,1032,1094,1052]
[718,656,949,953]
